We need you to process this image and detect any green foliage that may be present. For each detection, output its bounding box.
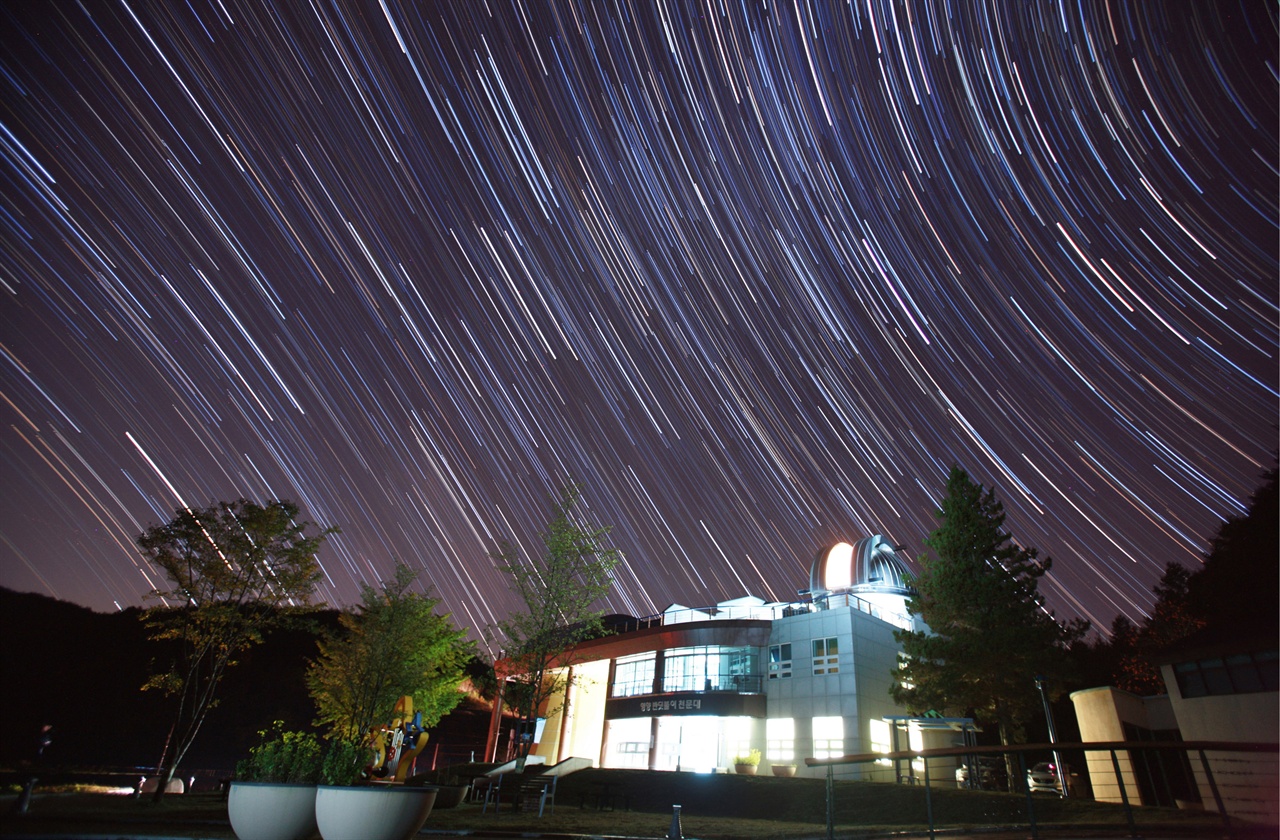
[137,498,334,797]
[493,482,620,751]
[235,721,322,784]
[733,748,762,766]
[308,564,473,742]
[893,467,1087,744]
[319,738,368,786]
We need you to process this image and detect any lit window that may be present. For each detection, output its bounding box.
[769,643,792,679]
[812,716,843,760]
[869,719,892,766]
[813,637,839,675]
[612,652,656,697]
[727,717,752,764]
[766,717,795,761]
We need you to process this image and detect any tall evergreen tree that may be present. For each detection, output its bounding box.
[892,467,1087,755]
[492,482,619,762]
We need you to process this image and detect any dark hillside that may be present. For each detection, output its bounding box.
[0,590,490,774]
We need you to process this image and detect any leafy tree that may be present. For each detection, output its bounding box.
[892,467,1087,770]
[492,482,620,761]
[1115,563,1204,694]
[308,564,472,743]
[138,499,334,800]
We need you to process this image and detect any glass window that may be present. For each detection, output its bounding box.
[769,643,792,679]
[612,652,656,697]
[1225,653,1264,693]
[1257,650,1280,691]
[813,637,839,675]
[766,717,795,762]
[812,715,844,760]
[1174,651,1280,698]
[1199,658,1233,695]
[869,718,892,765]
[1174,661,1208,698]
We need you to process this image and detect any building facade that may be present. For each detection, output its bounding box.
[488,535,954,779]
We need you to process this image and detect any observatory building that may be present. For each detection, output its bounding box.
[486,535,963,779]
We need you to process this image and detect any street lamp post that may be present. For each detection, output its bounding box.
[1035,675,1068,799]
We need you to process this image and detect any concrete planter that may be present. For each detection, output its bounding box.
[734,763,757,775]
[315,785,438,840]
[429,783,470,809]
[772,765,797,777]
[227,782,319,840]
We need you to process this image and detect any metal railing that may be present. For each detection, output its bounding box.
[806,740,1279,840]
[632,593,912,631]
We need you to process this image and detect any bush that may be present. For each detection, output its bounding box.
[235,721,322,784]
[319,738,368,786]
[733,748,762,766]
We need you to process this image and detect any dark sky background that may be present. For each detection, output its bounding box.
[2,1,1275,652]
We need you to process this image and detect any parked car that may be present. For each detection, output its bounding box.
[956,757,1006,790]
[1026,761,1066,793]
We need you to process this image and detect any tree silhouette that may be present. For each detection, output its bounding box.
[139,499,333,800]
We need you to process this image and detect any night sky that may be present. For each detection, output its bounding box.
[2,1,1276,651]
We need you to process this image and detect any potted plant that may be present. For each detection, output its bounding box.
[315,737,440,840]
[226,722,322,840]
[733,748,761,775]
[308,566,472,840]
[772,763,798,777]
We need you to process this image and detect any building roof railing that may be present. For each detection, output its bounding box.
[631,591,914,632]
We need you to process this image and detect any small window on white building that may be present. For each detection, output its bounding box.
[812,715,844,760]
[769,643,792,679]
[813,637,839,674]
[726,716,753,765]
[869,718,892,765]
[766,717,795,761]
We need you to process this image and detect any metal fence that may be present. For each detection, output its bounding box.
[806,739,1278,840]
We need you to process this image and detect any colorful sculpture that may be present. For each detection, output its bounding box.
[368,696,430,783]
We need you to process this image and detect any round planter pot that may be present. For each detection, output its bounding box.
[734,764,757,775]
[772,765,797,777]
[227,782,318,840]
[429,783,470,809]
[315,785,439,840]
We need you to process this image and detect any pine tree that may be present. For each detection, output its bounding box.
[893,467,1087,757]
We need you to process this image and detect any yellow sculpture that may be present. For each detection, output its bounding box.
[368,696,430,782]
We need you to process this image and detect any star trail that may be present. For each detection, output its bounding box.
[1,1,1275,648]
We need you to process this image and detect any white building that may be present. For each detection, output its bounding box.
[487,535,965,779]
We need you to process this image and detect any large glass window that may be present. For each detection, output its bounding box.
[663,645,758,693]
[1173,650,1279,698]
[769,643,792,679]
[813,637,839,675]
[612,652,656,697]
[604,717,651,769]
[812,716,844,759]
[766,717,795,762]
